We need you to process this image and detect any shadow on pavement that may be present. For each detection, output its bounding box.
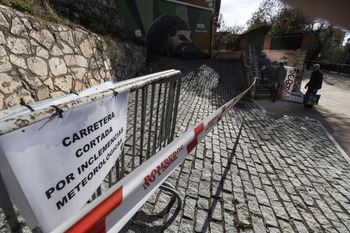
[200,119,244,233]
[256,99,350,156]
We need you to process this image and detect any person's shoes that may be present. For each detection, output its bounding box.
[271,99,275,102]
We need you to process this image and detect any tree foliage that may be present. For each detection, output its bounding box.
[246,0,347,63]
[271,8,311,34]
[247,0,310,34]
[213,20,244,51]
[246,0,280,30]
[306,24,345,62]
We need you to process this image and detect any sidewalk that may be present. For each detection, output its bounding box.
[256,70,350,156]
[122,59,350,232]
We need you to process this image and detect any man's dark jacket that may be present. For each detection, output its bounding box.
[306,70,323,90]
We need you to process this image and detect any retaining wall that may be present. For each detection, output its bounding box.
[0,4,146,110]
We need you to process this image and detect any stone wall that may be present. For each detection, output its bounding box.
[48,0,124,35]
[0,4,146,110]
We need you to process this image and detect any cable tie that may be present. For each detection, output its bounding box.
[109,88,118,97]
[70,90,79,95]
[20,98,34,112]
[51,105,64,118]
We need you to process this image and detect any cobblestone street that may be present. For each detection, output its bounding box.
[122,59,350,232]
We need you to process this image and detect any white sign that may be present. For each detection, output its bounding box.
[0,91,129,232]
[284,66,297,96]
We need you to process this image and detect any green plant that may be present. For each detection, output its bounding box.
[4,0,145,47]
[104,35,121,59]
[232,210,253,230]
[11,0,36,13]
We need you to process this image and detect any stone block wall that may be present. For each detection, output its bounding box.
[0,4,146,110]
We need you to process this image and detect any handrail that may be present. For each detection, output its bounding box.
[0,70,180,136]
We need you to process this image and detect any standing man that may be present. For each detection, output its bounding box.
[260,52,272,82]
[304,64,323,106]
[270,62,287,102]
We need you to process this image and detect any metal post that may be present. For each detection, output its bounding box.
[0,173,23,232]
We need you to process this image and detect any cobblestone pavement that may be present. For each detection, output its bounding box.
[122,58,350,232]
[256,71,350,156]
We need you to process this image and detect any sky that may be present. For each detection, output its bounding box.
[219,0,263,29]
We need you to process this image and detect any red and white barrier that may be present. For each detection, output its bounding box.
[53,78,257,233]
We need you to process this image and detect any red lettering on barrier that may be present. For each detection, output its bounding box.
[143,175,151,190]
[160,158,169,171]
[156,165,162,176]
[164,158,170,169]
[143,145,183,190]
[65,186,123,233]
[149,170,156,182]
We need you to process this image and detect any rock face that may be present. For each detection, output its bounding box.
[0,4,146,110]
[48,0,123,35]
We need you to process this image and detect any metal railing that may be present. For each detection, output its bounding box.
[241,43,261,100]
[305,60,350,76]
[245,44,259,77]
[0,69,182,232]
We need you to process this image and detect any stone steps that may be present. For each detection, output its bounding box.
[254,83,271,99]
